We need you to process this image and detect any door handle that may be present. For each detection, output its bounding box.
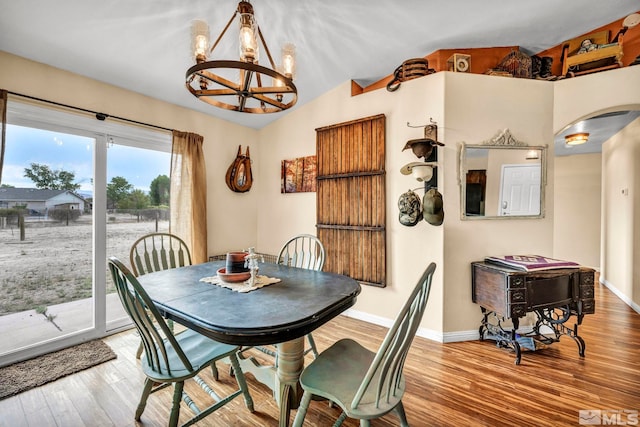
[502,201,508,209]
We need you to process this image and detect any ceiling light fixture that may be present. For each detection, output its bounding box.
[565,132,590,146]
[186,1,297,114]
[525,149,539,160]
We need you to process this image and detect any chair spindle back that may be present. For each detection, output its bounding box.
[351,262,436,410]
[109,257,192,375]
[277,234,325,271]
[130,233,191,277]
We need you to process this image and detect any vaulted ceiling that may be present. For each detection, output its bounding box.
[1,0,638,140]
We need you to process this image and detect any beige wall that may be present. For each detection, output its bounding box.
[257,71,556,338]
[601,118,640,305]
[257,75,447,336]
[0,51,259,256]
[553,153,601,268]
[441,73,555,334]
[554,66,640,310]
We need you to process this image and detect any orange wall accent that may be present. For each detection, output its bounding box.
[425,46,520,74]
[353,46,519,95]
[352,11,640,97]
[536,11,640,77]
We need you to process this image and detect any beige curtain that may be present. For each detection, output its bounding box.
[0,90,7,185]
[170,131,208,264]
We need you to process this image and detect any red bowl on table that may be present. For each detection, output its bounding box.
[217,267,251,283]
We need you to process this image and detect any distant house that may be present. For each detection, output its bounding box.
[0,188,88,214]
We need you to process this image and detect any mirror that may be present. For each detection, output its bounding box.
[458,129,547,219]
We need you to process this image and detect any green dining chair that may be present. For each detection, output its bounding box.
[277,234,326,272]
[129,232,192,359]
[292,262,436,427]
[278,234,325,358]
[130,232,192,277]
[243,234,326,364]
[108,257,254,427]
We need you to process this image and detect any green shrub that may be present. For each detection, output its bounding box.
[0,208,26,225]
[48,208,81,223]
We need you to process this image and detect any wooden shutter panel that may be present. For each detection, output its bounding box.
[316,114,386,287]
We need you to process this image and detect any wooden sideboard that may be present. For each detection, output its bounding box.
[472,261,595,364]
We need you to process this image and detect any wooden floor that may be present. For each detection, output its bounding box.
[1,281,639,427]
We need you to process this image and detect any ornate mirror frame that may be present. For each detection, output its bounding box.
[458,129,548,220]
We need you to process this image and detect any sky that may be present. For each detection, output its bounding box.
[2,125,170,195]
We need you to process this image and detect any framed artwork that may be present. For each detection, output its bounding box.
[281,155,317,193]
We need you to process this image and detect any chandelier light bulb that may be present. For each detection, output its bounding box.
[239,14,258,62]
[282,43,296,78]
[195,36,208,57]
[191,20,210,63]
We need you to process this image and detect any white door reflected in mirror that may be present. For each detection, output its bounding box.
[499,164,541,216]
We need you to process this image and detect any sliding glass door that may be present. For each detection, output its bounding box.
[0,125,96,357]
[105,140,170,325]
[0,101,170,366]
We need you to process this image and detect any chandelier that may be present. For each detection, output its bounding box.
[186,1,298,114]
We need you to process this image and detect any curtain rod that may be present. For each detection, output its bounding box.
[7,90,174,133]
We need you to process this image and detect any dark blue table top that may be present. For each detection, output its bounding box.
[139,261,361,346]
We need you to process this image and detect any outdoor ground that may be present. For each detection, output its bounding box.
[0,215,168,316]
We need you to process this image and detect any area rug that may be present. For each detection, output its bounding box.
[0,339,117,400]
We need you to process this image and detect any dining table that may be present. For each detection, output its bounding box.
[137,259,361,427]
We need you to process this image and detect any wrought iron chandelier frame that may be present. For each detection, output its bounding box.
[185,1,298,114]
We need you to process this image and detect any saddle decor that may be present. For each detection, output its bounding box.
[225,145,253,193]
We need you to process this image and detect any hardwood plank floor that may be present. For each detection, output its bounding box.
[0,281,638,426]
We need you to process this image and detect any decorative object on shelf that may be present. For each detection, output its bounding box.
[531,55,555,80]
[398,189,423,226]
[492,50,532,79]
[225,145,253,192]
[423,188,444,226]
[565,132,589,146]
[386,58,435,92]
[185,1,297,113]
[561,28,625,77]
[447,53,471,73]
[281,155,317,193]
[612,13,640,43]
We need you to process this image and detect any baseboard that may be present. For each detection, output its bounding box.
[342,308,480,343]
[600,278,640,314]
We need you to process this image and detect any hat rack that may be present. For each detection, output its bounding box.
[402,118,443,192]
